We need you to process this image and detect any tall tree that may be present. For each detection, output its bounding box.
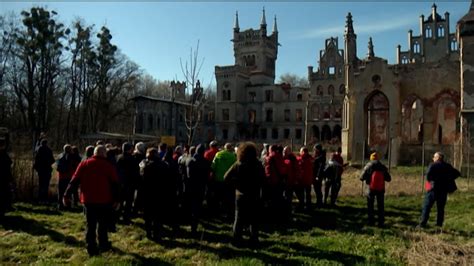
[14,7,67,146]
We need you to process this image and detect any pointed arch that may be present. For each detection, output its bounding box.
[401,95,424,143]
[321,125,331,141]
[365,90,389,156]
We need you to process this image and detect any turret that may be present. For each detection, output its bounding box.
[396,44,401,64]
[344,12,357,66]
[431,3,438,22]
[234,11,239,32]
[367,37,374,58]
[260,7,267,36]
[272,15,278,34]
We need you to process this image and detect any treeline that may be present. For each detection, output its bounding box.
[0,7,173,150]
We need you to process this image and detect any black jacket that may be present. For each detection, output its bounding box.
[426,161,460,193]
[225,160,264,201]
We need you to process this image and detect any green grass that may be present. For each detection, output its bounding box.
[1,192,473,265]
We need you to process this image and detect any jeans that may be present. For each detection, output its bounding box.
[313,178,323,206]
[367,190,385,226]
[296,185,312,209]
[233,195,259,242]
[84,204,113,252]
[324,178,341,205]
[420,190,447,227]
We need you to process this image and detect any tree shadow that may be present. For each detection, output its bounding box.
[1,214,81,247]
[107,245,173,265]
[14,203,62,216]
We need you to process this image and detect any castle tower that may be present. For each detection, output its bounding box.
[232,8,279,85]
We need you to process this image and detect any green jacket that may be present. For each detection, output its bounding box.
[211,150,237,182]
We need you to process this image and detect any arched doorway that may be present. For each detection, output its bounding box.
[365,91,389,157]
[333,125,342,142]
[311,125,320,141]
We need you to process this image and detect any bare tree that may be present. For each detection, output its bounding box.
[180,40,206,145]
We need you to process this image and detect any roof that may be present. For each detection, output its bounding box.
[80,131,158,141]
[131,95,193,106]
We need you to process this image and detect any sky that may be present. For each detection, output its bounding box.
[1,1,471,88]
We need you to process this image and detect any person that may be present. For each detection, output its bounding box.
[323,152,343,207]
[63,145,120,256]
[132,142,146,215]
[140,148,171,240]
[312,144,326,208]
[0,137,13,220]
[162,146,180,233]
[57,144,73,210]
[116,142,139,224]
[224,142,265,247]
[186,144,211,236]
[204,140,219,162]
[34,139,55,203]
[360,152,391,227]
[210,143,237,216]
[84,145,95,159]
[418,152,460,229]
[283,146,300,216]
[264,145,286,220]
[297,147,313,210]
[158,142,167,160]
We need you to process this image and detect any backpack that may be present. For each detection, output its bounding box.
[370,170,385,191]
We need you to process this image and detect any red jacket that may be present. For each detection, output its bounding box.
[71,156,119,204]
[284,154,300,187]
[204,147,219,162]
[265,152,285,186]
[298,153,314,186]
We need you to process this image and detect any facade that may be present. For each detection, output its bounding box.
[133,81,216,145]
[215,4,463,165]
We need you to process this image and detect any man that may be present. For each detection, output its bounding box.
[63,145,119,256]
[297,147,313,210]
[312,144,326,208]
[210,143,237,215]
[204,140,219,162]
[360,152,391,227]
[186,144,211,235]
[323,152,343,207]
[418,152,460,229]
[34,139,55,203]
[116,142,139,224]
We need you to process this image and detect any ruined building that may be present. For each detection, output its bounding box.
[215,4,463,165]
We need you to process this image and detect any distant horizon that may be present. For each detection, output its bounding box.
[1,1,470,88]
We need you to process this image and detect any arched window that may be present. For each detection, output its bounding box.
[413,42,420,54]
[436,97,457,144]
[321,125,331,141]
[401,56,409,64]
[147,114,154,131]
[339,84,345,95]
[333,125,342,141]
[312,125,320,141]
[317,85,323,96]
[401,97,424,143]
[437,25,445,37]
[328,85,335,96]
[450,39,458,51]
[425,26,432,38]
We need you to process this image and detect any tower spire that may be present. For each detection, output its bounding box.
[234,11,239,32]
[432,2,438,21]
[345,12,355,36]
[367,37,374,58]
[273,15,278,33]
[261,7,267,27]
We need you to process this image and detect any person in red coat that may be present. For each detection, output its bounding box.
[63,145,120,256]
[297,147,313,210]
[283,146,300,215]
[204,140,219,162]
[264,145,286,220]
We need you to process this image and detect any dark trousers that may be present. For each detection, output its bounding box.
[84,204,113,252]
[58,178,71,207]
[420,190,447,227]
[367,190,385,226]
[121,184,137,222]
[296,185,312,209]
[38,171,51,201]
[234,195,259,242]
[324,179,341,205]
[313,178,323,206]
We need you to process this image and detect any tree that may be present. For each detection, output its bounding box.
[13,7,67,146]
[278,72,309,88]
[180,40,206,145]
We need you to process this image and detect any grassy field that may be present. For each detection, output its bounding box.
[1,167,473,265]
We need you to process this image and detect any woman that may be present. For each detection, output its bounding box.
[224,142,265,247]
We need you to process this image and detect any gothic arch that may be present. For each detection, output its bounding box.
[321,125,331,141]
[333,125,342,141]
[312,125,320,141]
[365,90,389,156]
[434,96,458,144]
[401,95,424,143]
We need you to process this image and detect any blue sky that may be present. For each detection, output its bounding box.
[1,1,470,87]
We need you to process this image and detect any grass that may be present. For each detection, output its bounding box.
[1,167,473,265]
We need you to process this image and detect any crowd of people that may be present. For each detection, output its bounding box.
[0,136,461,256]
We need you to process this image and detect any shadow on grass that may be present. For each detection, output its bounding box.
[14,204,63,216]
[1,214,81,247]
[157,236,365,265]
[108,246,173,265]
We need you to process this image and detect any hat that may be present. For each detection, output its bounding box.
[370,152,378,161]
